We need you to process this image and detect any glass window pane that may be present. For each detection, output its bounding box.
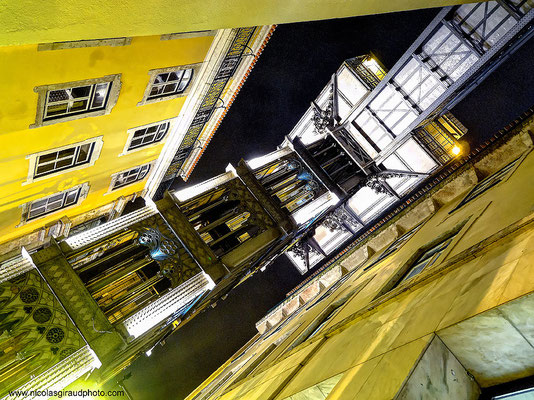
[36,163,55,175]
[155,73,168,84]
[76,144,92,164]
[146,126,158,134]
[182,69,192,81]
[163,83,178,94]
[46,103,68,116]
[177,79,189,92]
[70,99,89,112]
[48,90,69,102]
[71,86,91,98]
[91,83,109,108]
[47,200,64,212]
[133,129,146,139]
[28,206,46,219]
[56,158,73,168]
[404,262,428,281]
[38,152,58,164]
[57,148,76,159]
[142,134,155,144]
[149,86,162,97]
[130,138,143,148]
[168,72,180,81]
[31,199,48,209]
[65,190,79,205]
[48,193,64,203]
[156,123,169,140]
[139,165,150,178]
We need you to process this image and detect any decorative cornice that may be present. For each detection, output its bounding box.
[182,25,277,180]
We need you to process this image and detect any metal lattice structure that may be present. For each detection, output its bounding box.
[341,2,534,165]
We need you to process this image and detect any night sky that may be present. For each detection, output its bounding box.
[122,6,534,400]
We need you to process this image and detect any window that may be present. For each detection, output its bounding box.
[26,137,103,184]
[32,75,121,127]
[109,163,151,191]
[307,272,355,309]
[306,305,343,340]
[364,223,423,271]
[149,70,193,100]
[480,375,534,399]
[36,143,94,177]
[452,157,520,212]
[121,119,173,155]
[289,304,344,351]
[19,183,89,224]
[138,64,201,105]
[129,121,169,150]
[45,83,111,120]
[399,231,458,284]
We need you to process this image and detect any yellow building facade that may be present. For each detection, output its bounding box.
[0,34,211,240]
[0,27,273,255]
[188,110,534,399]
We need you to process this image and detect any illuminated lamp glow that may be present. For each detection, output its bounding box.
[452,145,461,156]
[362,57,382,75]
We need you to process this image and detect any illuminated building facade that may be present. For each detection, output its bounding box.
[0,26,274,256]
[279,0,534,273]
[1,1,533,398]
[0,26,275,398]
[187,107,534,400]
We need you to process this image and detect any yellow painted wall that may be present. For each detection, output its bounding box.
[0,0,480,47]
[0,34,214,245]
[190,123,534,399]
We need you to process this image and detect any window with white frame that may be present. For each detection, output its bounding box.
[32,75,121,127]
[148,69,193,100]
[20,183,89,224]
[45,83,111,120]
[138,64,200,105]
[110,164,151,191]
[26,138,103,183]
[122,120,172,154]
[35,143,95,178]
